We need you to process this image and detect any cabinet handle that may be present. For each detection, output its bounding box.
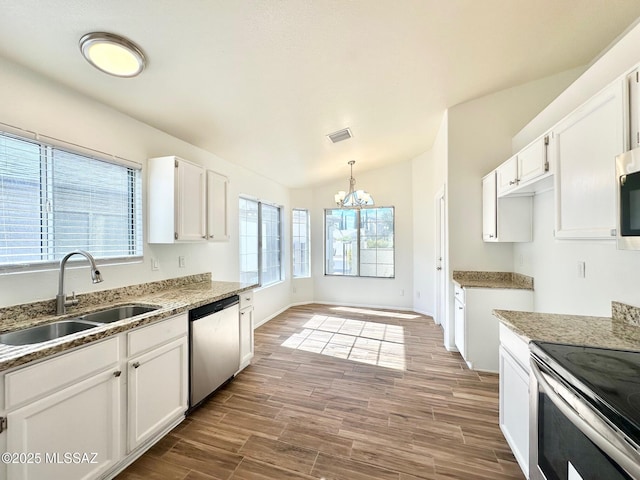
[132,362,140,369]
[509,180,517,185]
[458,306,463,310]
[202,235,207,239]
[113,370,122,377]
[436,266,442,271]
[240,311,245,316]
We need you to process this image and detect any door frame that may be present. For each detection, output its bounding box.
[434,186,447,327]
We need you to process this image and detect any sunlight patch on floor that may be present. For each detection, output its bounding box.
[281,315,406,370]
[330,306,419,320]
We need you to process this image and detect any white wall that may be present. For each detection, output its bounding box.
[0,57,291,325]
[312,160,414,309]
[411,149,435,316]
[513,20,640,315]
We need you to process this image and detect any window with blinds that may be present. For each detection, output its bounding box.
[0,131,142,269]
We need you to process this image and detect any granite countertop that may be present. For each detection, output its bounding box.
[494,301,640,352]
[0,273,257,372]
[453,270,534,290]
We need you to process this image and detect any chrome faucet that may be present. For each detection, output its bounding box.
[56,250,104,315]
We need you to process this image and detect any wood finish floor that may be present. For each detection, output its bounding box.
[116,304,525,480]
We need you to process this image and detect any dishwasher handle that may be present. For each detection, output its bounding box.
[189,295,239,321]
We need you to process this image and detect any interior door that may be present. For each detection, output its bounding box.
[435,188,446,326]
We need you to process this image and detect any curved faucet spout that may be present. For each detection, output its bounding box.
[56,250,104,315]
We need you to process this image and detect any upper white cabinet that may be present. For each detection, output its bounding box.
[206,170,229,241]
[148,156,206,243]
[497,135,551,197]
[482,171,532,242]
[628,68,640,150]
[553,80,625,239]
[496,155,519,196]
[517,134,550,185]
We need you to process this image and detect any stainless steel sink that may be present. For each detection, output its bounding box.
[75,304,159,324]
[0,304,160,346]
[0,320,99,346]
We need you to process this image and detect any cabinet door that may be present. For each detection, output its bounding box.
[629,69,640,150]
[499,346,529,478]
[517,135,549,185]
[553,80,625,238]
[454,299,466,359]
[206,170,229,241]
[239,306,254,371]
[7,369,121,480]
[128,337,187,452]
[496,156,518,196]
[482,172,497,241]
[176,159,206,241]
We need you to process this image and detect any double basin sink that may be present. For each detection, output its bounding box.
[0,305,160,346]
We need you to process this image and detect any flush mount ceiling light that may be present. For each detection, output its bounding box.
[79,32,146,77]
[334,160,374,208]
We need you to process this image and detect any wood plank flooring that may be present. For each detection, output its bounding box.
[116,304,525,480]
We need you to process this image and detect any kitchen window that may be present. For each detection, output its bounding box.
[239,197,282,286]
[292,208,310,278]
[324,207,394,277]
[0,130,142,270]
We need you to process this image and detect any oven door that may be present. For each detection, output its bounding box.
[529,358,640,480]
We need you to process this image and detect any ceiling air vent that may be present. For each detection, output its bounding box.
[326,128,353,143]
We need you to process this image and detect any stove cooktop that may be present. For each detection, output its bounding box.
[531,341,640,447]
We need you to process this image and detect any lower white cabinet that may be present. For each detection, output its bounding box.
[499,323,531,478]
[453,283,533,372]
[6,367,121,480]
[238,291,254,372]
[0,313,189,480]
[127,337,187,452]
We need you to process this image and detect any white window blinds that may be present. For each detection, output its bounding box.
[0,131,142,268]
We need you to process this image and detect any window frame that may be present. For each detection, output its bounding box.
[239,196,283,287]
[292,208,310,278]
[0,126,143,273]
[323,206,395,278]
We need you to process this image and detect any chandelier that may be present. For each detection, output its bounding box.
[334,160,374,208]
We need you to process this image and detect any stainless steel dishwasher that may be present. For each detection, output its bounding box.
[189,295,240,410]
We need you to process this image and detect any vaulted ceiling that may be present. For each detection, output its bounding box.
[1,1,639,187]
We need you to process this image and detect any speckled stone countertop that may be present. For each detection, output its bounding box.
[0,273,257,372]
[453,270,534,290]
[494,301,640,352]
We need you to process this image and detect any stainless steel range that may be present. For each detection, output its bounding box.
[529,341,640,480]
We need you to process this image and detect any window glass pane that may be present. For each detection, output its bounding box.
[0,133,142,268]
[0,135,42,265]
[239,197,259,284]
[292,209,310,278]
[261,203,281,286]
[360,207,395,278]
[324,207,394,278]
[325,208,358,276]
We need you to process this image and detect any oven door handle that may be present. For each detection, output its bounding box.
[530,358,640,480]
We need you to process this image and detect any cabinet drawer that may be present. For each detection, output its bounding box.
[499,323,529,369]
[239,290,253,310]
[128,313,187,357]
[5,337,119,410]
[453,284,465,305]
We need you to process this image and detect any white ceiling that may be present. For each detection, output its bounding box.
[1,1,640,188]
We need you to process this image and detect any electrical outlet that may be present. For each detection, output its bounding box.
[292,286,297,294]
[400,289,405,296]
[416,291,421,299]
[151,258,159,271]
[178,256,185,268]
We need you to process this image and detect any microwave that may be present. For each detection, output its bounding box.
[616,147,640,250]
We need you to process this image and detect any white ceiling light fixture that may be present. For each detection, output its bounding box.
[79,32,146,78]
[334,160,374,208]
